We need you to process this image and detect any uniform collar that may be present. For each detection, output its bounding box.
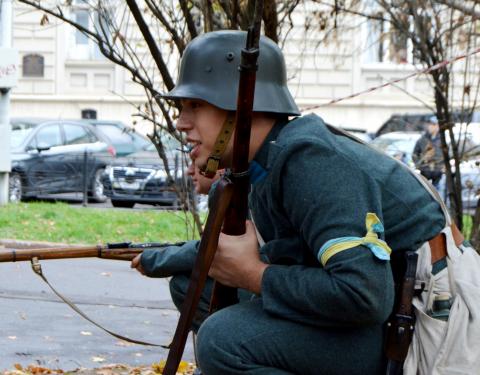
[249,117,290,184]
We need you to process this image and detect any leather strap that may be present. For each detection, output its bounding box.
[429,223,464,264]
[30,257,169,348]
[200,112,236,178]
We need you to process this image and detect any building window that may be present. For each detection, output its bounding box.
[75,9,90,45]
[81,109,97,119]
[68,1,106,60]
[363,16,411,64]
[22,54,44,77]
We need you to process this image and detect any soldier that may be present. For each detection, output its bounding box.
[412,116,444,188]
[136,30,448,374]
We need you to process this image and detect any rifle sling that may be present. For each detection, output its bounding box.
[30,257,169,348]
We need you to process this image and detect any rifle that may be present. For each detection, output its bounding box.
[0,241,184,348]
[385,251,418,375]
[162,1,265,374]
[0,241,186,263]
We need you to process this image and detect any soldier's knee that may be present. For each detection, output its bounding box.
[196,311,238,374]
[197,317,221,374]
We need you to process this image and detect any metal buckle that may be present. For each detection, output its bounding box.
[30,256,42,276]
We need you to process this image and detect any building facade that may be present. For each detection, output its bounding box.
[11,3,146,130]
[10,2,473,134]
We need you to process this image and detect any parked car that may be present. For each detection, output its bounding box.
[101,141,186,208]
[340,127,374,143]
[369,131,422,168]
[9,118,115,203]
[376,111,480,138]
[439,158,480,211]
[84,120,151,157]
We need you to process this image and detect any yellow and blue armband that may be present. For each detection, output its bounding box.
[317,213,392,267]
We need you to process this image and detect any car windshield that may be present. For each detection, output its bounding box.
[144,137,182,152]
[371,136,418,154]
[11,122,36,148]
[97,124,149,147]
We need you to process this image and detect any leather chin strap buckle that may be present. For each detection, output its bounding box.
[200,112,236,178]
[202,157,221,178]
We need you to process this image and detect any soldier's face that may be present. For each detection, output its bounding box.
[177,99,231,169]
[428,123,439,136]
[186,162,220,195]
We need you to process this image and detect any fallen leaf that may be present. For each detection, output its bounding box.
[151,360,191,374]
[177,361,189,373]
[14,364,22,371]
[115,340,134,347]
[28,365,52,374]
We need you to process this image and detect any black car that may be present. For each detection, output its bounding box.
[9,118,115,203]
[102,142,185,208]
[85,120,151,157]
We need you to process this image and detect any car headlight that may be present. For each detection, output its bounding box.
[153,169,167,179]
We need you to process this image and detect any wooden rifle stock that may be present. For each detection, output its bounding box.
[385,251,418,375]
[0,242,184,263]
[163,178,234,375]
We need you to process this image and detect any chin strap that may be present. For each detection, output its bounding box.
[200,112,236,178]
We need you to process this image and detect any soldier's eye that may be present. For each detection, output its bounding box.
[190,101,201,109]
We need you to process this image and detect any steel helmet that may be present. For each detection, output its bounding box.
[163,30,300,116]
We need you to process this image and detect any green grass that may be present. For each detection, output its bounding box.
[0,202,198,245]
[463,214,473,240]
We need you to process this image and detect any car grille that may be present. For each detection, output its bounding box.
[113,168,152,180]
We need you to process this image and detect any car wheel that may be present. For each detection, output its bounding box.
[90,168,107,203]
[9,173,23,203]
[111,200,135,208]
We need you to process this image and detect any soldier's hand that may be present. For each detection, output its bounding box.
[210,220,268,294]
[131,254,146,275]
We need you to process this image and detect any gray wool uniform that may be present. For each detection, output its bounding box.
[140,114,445,375]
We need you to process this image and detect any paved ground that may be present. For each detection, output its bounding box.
[0,193,196,372]
[0,258,195,371]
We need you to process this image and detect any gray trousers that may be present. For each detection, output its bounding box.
[170,274,387,375]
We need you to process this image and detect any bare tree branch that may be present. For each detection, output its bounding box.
[179,0,198,40]
[263,0,279,42]
[125,0,175,91]
[436,0,480,19]
[145,0,186,53]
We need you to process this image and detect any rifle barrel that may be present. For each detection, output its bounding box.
[0,246,143,262]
